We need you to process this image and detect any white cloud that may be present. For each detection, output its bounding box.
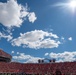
[0,32,13,41]
[0,0,37,28]
[61,36,66,43]
[17,52,19,54]
[68,37,72,41]
[11,30,60,49]
[61,37,64,40]
[44,53,49,56]
[27,12,37,23]
[13,53,43,63]
[13,51,76,63]
[47,51,76,62]
[11,50,14,54]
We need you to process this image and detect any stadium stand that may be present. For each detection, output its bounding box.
[0,49,76,75]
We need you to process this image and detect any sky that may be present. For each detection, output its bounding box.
[0,0,76,63]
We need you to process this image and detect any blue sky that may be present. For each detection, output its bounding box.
[0,0,76,63]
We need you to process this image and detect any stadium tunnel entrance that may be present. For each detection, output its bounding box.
[55,69,62,75]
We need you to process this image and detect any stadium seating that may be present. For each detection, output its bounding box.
[0,62,76,75]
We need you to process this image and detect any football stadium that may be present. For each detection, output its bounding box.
[0,49,75,75]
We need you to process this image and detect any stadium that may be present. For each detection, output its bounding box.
[0,49,76,75]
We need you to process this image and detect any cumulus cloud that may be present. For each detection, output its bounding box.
[44,53,49,56]
[0,32,13,41]
[0,0,37,28]
[27,12,37,23]
[11,50,14,54]
[46,51,76,62]
[61,37,65,40]
[13,51,76,63]
[68,37,72,41]
[11,30,60,49]
[13,53,43,63]
[17,52,19,54]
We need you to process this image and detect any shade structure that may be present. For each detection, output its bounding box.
[0,49,12,62]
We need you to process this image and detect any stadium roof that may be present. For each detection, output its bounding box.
[0,49,12,59]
